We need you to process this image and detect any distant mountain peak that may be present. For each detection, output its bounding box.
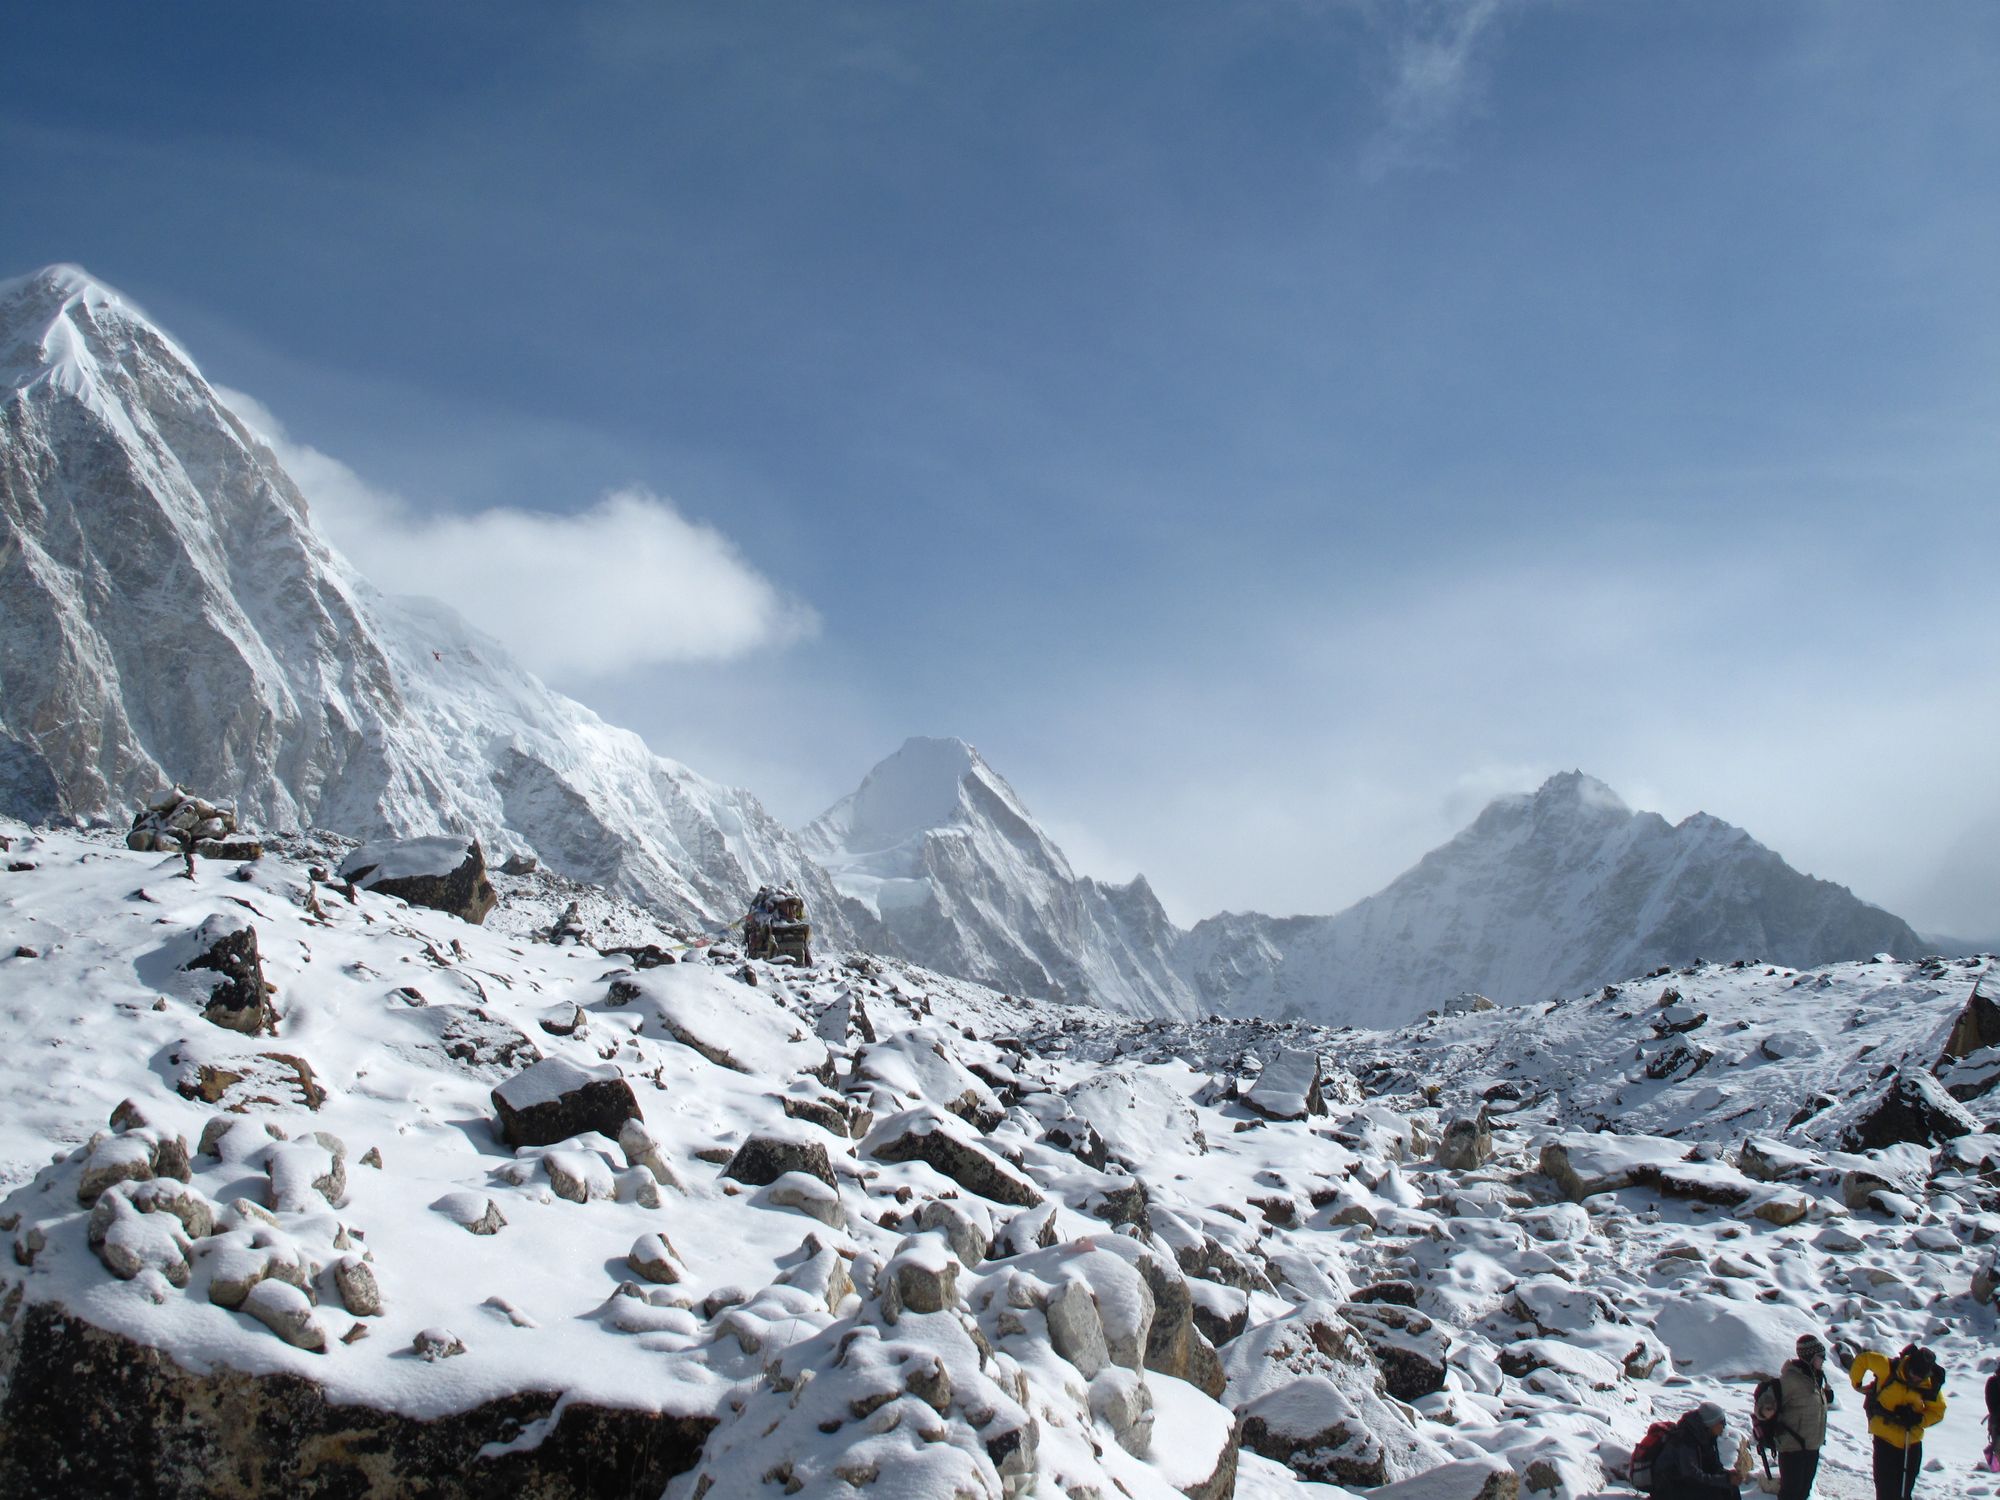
[1532,769,1627,812]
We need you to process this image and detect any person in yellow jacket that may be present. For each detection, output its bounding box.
[1850,1344,1946,1500]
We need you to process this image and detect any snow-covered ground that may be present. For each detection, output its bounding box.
[0,816,1994,1497]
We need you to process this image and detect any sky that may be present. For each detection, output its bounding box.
[4,3,1997,937]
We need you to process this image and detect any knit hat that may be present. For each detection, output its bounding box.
[1697,1401,1726,1428]
[1797,1334,1826,1357]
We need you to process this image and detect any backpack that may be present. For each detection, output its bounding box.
[1629,1420,1676,1491]
[1752,1376,1790,1473]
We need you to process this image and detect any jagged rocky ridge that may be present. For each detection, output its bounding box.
[1,818,1996,1496]
[803,737,1199,1019]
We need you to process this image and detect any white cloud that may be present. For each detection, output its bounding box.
[1361,0,1511,179]
[215,387,817,681]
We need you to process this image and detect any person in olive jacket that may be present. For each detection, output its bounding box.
[1774,1334,1834,1500]
[1850,1344,1946,1500]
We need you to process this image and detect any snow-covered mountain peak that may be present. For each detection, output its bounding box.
[804,739,1197,1017]
[830,736,996,852]
[1475,769,1631,835]
[0,263,202,405]
[0,262,866,946]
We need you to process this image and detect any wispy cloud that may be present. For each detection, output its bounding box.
[1361,0,1511,179]
[216,387,818,682]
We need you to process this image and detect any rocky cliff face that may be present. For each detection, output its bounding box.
[1180,771,1925,1027]
[0,265,863,943]
[803,737,1197,1017]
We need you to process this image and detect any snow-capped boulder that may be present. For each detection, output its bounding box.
[1538,1132,1683,1201]
[1066,1067,1207,1167]
[1841,1068,1979,1151]
[490,1057,641,1148]
[628,1232,684,1285]
[339,836,497,925]
[1341,1300,1449,1400]
[242,1278,327,1352]
[1244,1047,1327,1121]
[721,1132,837,1190]
[863,1106,1043,1208]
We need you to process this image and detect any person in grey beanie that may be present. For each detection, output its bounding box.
[1653,1402,1742,1500]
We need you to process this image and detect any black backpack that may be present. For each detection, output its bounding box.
[1752,1376,1792,1474]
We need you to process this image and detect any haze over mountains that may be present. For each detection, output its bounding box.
[0,265,1924,1025]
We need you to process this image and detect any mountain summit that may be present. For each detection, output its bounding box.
[804,738,1197,1016]
[0,265,862,941]
[1179,770,1924,1026]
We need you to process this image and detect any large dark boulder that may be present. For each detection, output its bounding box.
[720,1133,837,1190]
[862,1108,1042,1208]
[183,917,275,1035]
[1842,1068,1978,1152]
[1943,985,2000,1062]
[0,1304,714,1498]
[339,837,497,925]
[490,1058,641,1149]
[1340,1302,1449,1401]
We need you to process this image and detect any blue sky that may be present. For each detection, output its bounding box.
[5,3,1997,934]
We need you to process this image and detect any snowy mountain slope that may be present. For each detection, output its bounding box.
[3,820,1997,1497]
[0,264,868,945]
[1179,771,1925,1029]
[802,737,1197,1018]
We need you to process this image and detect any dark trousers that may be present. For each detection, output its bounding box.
[1778,1448,1820,1500]
[1872,1436,1920,1500]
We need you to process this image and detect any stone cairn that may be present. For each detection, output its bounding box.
[743,886,810,966]
[127,787,262,860]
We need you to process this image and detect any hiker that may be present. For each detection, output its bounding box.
[1764,1334,1835,1500]
[1850,1343,1946,1500]
[1986,1359,2000,1469]
[1652,1401,1742,1500]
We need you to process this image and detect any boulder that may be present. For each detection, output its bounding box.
[1944,984,2000,1062]
[1841,1068,1978,1152]
[1436,1111,1493,1171]
[1134,1250,1227,1399]
[430,1191,507,1235]
[617,1119,684,1192]
[760,1171,843,1227]
[0,1307,713,1499]
[242,1279,327,1352]
[1370,1459,1521,1500]
[183,917,275,1035]
[1340,1302,1448,1401]
[721,1133,836,1190]
[1538,1132,1683,1201]
[334,1256,384,1317]
[880,1237,960,1320]
[862,1108,1042,1208]
[1243,1048,1326,1121]
[1046,1277,1111,1378]
[1972,1252,1999,1306]
[1238,1376,1386,1487]
[338,836,497,925]
[1737,1136,1822,1184]
[915,1198,991,1268]
[628,1232,684,1285]
[1089,1367,1154,1457]
[490,1058,640,1149]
